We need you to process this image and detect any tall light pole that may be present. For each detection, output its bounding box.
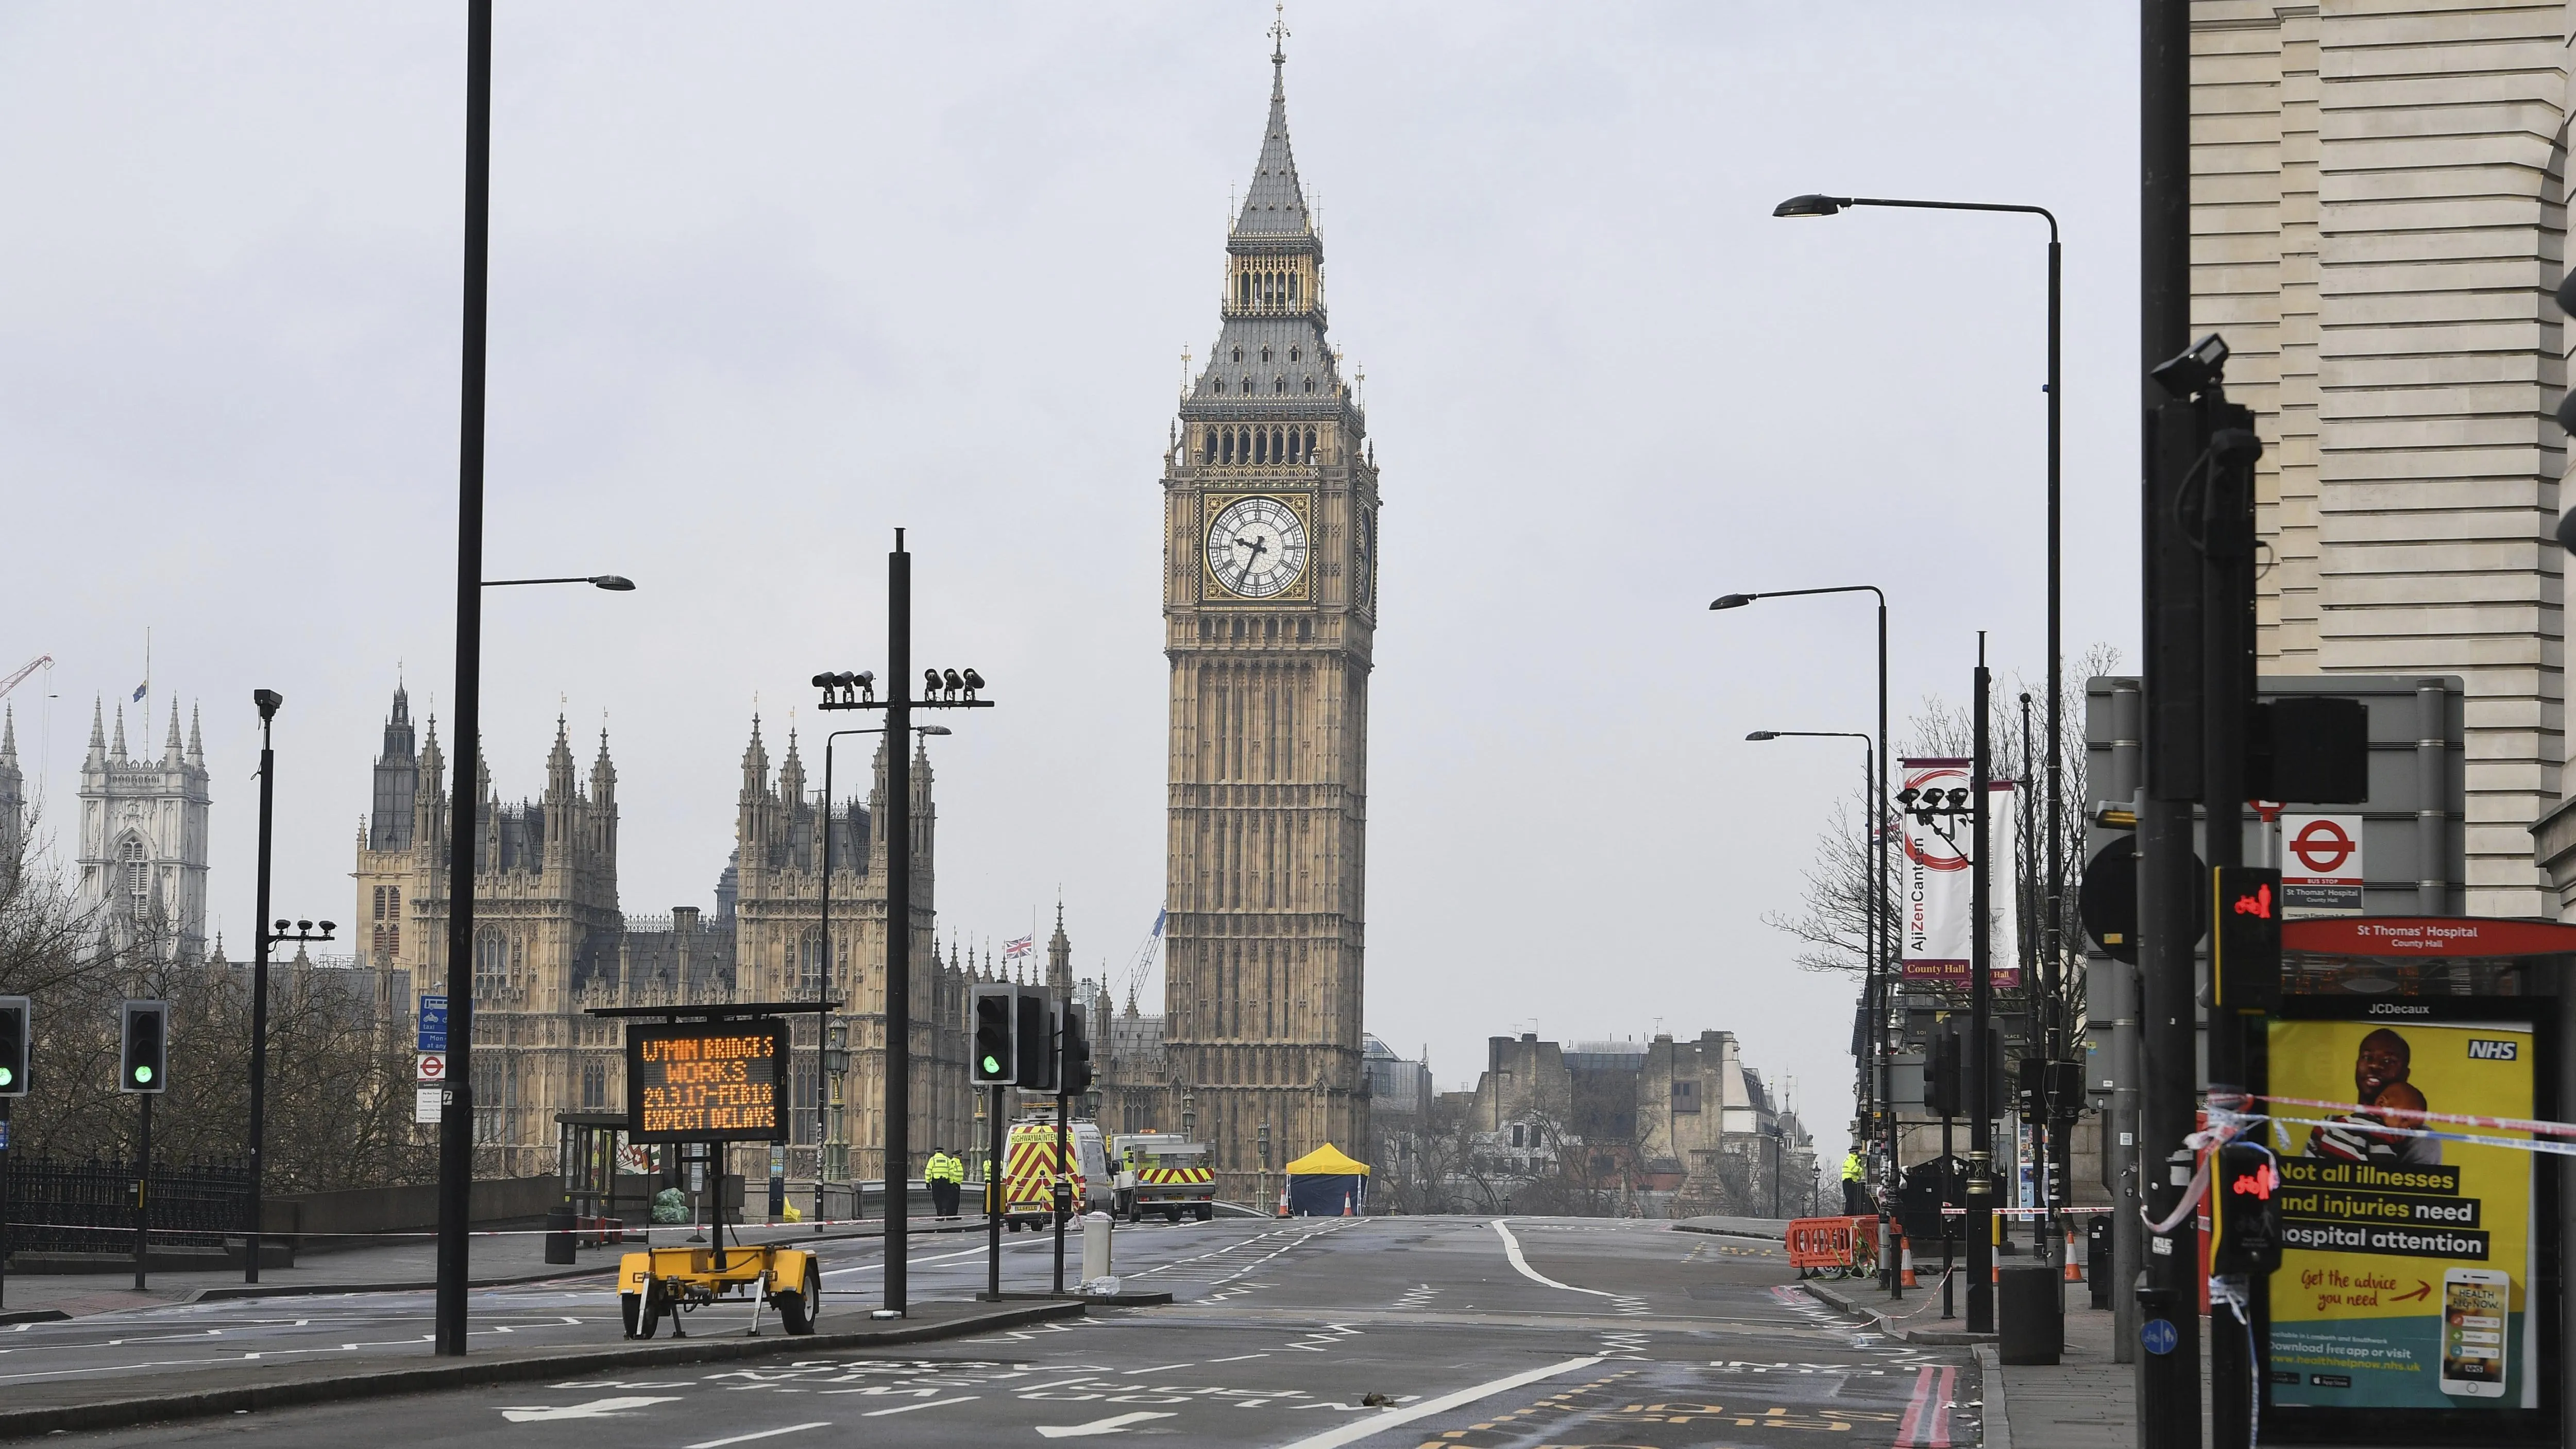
[434,0,495,1357]
[804,710,948,1229]
[1772,193,2064,1088]
[811,548,991,1318]
[245,686,333,1288]
[1712,584,1890,1273]
[1746,729,1874,1242]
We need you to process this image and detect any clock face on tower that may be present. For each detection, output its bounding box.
[1206,495,1310,600]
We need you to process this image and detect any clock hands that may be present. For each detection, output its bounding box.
[1231,533,1267,590]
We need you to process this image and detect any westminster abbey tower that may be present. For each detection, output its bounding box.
[1160,36,1377,1200]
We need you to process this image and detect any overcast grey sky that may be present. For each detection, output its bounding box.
[4,4,2140,1167]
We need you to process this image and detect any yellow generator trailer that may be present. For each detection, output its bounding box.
[618,1239,820,1338]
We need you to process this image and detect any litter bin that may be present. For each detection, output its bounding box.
[543,1206,577,1265]
[2085,1214,2113,1309]
[1997,1264,2062,1364]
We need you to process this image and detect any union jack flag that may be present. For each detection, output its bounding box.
[1003,933,1035,960]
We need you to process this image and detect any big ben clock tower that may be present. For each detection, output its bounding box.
[1161,30,1377,1202]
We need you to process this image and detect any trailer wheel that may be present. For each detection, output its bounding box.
[620,1292,642,1339]
[1195,1204,1213,1222]
[635,1282,667,1340]
[774,1260,819,1336]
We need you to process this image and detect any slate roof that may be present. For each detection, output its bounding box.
[1234,58,1311,240]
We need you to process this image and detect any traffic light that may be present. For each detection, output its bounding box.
[2212,865,2283,1012]
[1061,1002,1093,1096]
[1017,988,1057,1094]
[2211,1139,2282,1274]
[1927,1032,1962,1120]
[971,983,1016,1086]
[120,1000,168,1094]
[0,996,27,1096]
[2017,1056,2046,1126]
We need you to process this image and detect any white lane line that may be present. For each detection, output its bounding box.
[1273,1355,1606,1449]
[861,1395,978,1417]
[1035,1410,1178,1438]
[1489,1219,1621,1299]
[684,1423,832,1448]
[822,1246,990,1276]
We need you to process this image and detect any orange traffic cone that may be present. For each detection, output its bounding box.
[2064,1226,2083,1282]
[1899,1233,1918,1288]
[1278,1182,1290,1218]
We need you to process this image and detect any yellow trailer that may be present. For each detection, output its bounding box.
[617,1240,820,1338]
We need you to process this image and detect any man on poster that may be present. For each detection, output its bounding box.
[2304,1027,2440,1168]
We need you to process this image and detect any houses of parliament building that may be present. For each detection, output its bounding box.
[346,38,1378,1194]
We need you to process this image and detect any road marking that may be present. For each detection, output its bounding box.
[1895,1363,1957,1447]
[861,1395,977,1417]
[1270,1355,1606,1449]
[1207,1352,1269,1363]
[498,1395,681,1422]
[1034,1410,1179,1438]
[684,1423,831,1448]
[1489,1220,1621,1299]
[1126,1361,1194,1373]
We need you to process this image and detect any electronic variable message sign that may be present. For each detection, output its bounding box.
[624,1018,789,1143]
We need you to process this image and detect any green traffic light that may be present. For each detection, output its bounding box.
[134,1066,153,1084]
[980,1054,1001,1076]
[0,1066,13,1086]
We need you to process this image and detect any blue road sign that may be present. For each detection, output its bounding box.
[2141,1318,2178,1356]
[418,995,448,1053]
[0,1119,10,1150]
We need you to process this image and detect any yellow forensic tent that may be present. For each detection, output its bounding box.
[1282,1144,1370,1176]
[1283,1143,1369,1216]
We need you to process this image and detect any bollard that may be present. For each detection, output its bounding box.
[1082,1211,1113,1285]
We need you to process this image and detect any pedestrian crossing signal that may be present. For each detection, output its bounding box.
[2211,865,2282,1013]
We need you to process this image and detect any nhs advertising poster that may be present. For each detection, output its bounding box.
[2267,1015,2536,1410]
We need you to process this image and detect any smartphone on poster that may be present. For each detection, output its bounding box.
[2439,1267,2510,1397]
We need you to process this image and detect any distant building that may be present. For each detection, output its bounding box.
[78,697,208,962]
[0,707,24,871]
[349,684,980,1181]
[1460,1030,1812,1217]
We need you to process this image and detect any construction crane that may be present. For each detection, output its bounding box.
[1112,908,1167,1016]
[0,656,51,702]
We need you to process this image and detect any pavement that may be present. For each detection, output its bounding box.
[0,1213,995,1322]
[0,1214,1983,1446]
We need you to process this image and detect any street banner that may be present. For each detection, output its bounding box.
[2268,1013,2537,1411]
[2282,813,2365,918]
[1897,760,2022,989]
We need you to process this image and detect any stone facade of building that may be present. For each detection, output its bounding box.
[1158,39,1379,1203]
[2190,2,2569,915]
[78,697,209,962]
[350,687,979,1181]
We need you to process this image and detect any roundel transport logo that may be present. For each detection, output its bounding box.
[2290,818,2357,876]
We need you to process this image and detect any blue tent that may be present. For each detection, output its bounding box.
[1282,1143,1369,1216]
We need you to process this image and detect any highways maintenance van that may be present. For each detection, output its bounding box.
[1111,1133,1215,1222]
[997,1118,1107,1230]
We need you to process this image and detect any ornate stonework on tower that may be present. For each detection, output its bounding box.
[78,697,209,962]
[1160,35,1377,1201]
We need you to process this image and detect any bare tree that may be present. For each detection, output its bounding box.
[1764,644,2117,1004]
[0,826,434,1189]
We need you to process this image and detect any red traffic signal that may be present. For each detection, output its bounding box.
[2212,866,2282,1012]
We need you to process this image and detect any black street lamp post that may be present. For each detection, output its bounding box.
[1713,585,1890,1283]
[811,537,991,1318]
[245,686,332,1287]
[808,714,948,1231]
[1773,192,2066,1164]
